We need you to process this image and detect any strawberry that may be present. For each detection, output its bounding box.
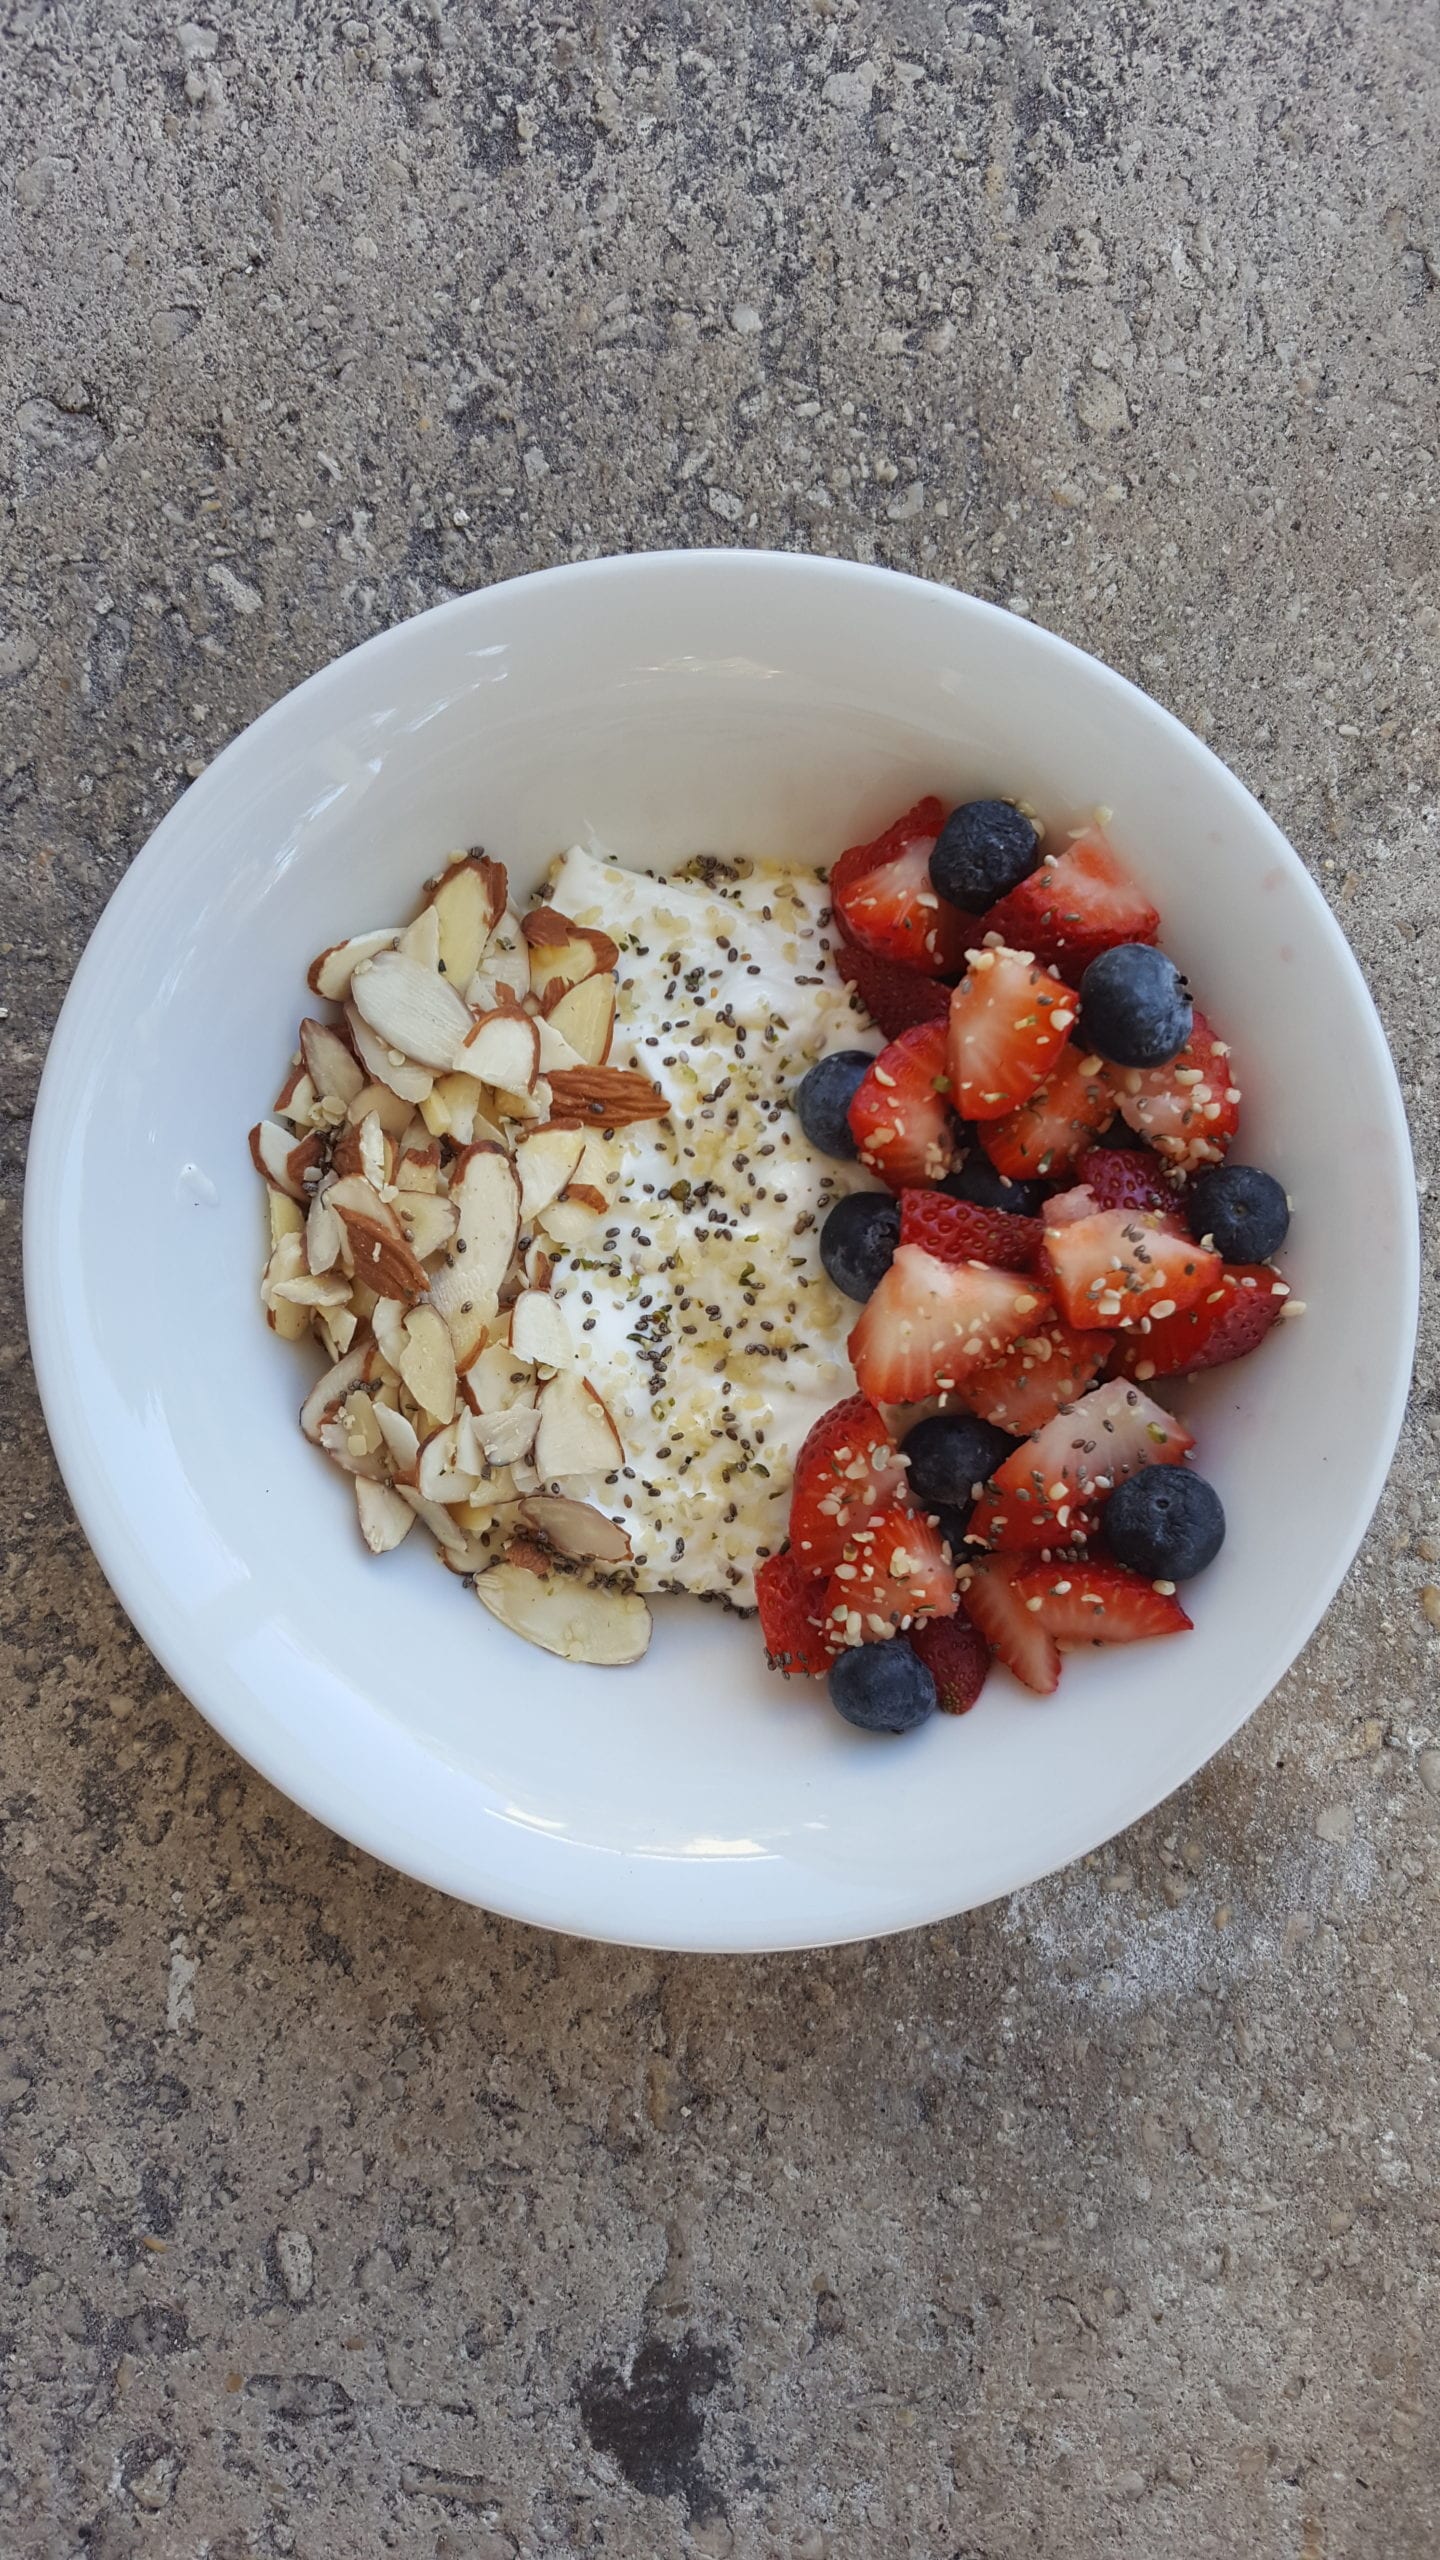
[979,830,1160,985]
[823,1505,958,1648]
[1041,1209,1223,1331]
[1109,1262,1290,1381]
[959,1554,1060,1695]
[831,796,967,979]
[846,1019,958,1190]
[965,1491,1101,1555]
[788,1395,911,1574]
[947,946,1078,1123]
[978,1043,1115,1181]
[986,1381,1193,1547]
[959,1310,1116,1435]
[898,1188,1045,1273]
[834,935,952,1039]
[849,1245,1051,1404]
[910,1614,992,1715]
[1072,1144,1179,1216]
[1011,1559,1193,1645]
[1114,1007,1241,1172]
[755,1549,837,1677]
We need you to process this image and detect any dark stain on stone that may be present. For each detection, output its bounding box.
[110,2303,189,2356]
[577,2334,728,2519]
[245,2372,354,2421]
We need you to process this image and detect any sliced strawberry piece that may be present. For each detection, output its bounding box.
[910,1614,992,1715]
[959,1311,1115,1434]
[979,830,1160,985]
[898,1188,1045,1273]
[965,1492,1101,1555]
[947,946,1077,1121]
[847,1019,957,1190]
[822,1505,958,1648]
[834,935,952,1039]
[979,1044,1115,1181]
[1114,1007,1241,1172]
[1012,1559,1193,1646]
[849,1245,1051,1404]
[1041,1209,1223,1331]
[987,1381,1193,1549]
[832,796,966,978]
[788,1395,911,1575]
[959,1554,1060,1695]
[1110,1262,1290,1381]
[1072,1144,1179,1215]
[756,1550,837,1677]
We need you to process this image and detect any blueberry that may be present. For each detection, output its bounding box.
[931,1504,973,1560]
[902,1413,1016,1520]
[942,1149,1048,1217]
[1077,944,1193,1068]
[819,1192,900,1300]
[795,1050,874,1160]
[930,799,1040,913]
[1187,1164,1290,1263]
[829,1640,938,1735]
[1090,1116,1146,1151]
[1102,1468,1226,1581]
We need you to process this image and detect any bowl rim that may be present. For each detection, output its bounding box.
[24,548,1420,1948]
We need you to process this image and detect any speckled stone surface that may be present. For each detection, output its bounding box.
[3,5,1438,2554]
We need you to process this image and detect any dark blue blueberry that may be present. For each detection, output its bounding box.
[795,1050,874,1160]
[902,1413,1017,1519]
[1102,1468,1226,1581]
[1090,1116,1146,1151]
[819,1191,900,1301]
[1077,944,1193,1068]
[1187,1164,1290,1263]
[929,799,1040,913]
[931,1505,973,1561]
[942,1148,1048,1217]
[829,1640,938,1735]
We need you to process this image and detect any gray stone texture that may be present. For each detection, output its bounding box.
[2,2,1438,2554]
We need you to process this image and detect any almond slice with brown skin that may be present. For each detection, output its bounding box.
[346,1004,435,1104]
[269,1267,353,1310]
[423,852,507,986]
[416,1419,478,1504]
[474,1564,651,1666]
[395,1191,458,1262]
[373,1399,420,1482]
[514,1124,586,1223]
[537,1192,605,1246]
[371,1295,411,1372]
[395,1138,442,1194]
[308,928,401,1002]
[345,1078,416,1137]
[545,1067,669,1127]
[520,1496,634,1565]
[544,973,616,1067]
[324,1172,399,1230]
[461,1340,533,1416]
[430,1144,520,1345]
[480,905,531,1001]
[350,948,473,1072]
[396,1304,458,1425]
[250,1120,324,1201]
[397,902,442,973]
[509,1289,573,1370]
[299,1017,365,1109]
[521,908,621,999]
[533,1371,625,1481]
[453,1006,541,1094]
[355,1477,415,1554]
[273,1060,317,1121]
[301,1346,372,1443]
[335,1211,429,1303]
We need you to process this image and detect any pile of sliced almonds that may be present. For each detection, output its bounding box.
[251,851,669,1665]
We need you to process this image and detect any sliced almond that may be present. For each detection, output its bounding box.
[545,1067,669,1127]
[397,1486,472,1557]
[468,1404,540,1465]
[262,1232,311,1341]
[273,1061,317,1122]
[308,928,401,1002]
[435,1145,520,1335]
[544,972,616,1067]
[522,907,620,998]
[345,1078,416,1137]
[319,1391,388,1480]
[306,1190,344,1276]
[316,1303,359,1364]
[534,1015,587,1073]
[249,1120,324,1202]
[461,1341,534,1416]
[473,1564,651,1666]
[300,1017,365,1109]
[509,1288,573,1370]
[419,1071,502,1148]
[396,1192,459,1262]
[355,1477,415,1554]
[492,1072,552,1127]
[350,947,473,1072]
[350,1278,380,1324]
[371,1296,410,1370]
[416,1419,478,1504]
[358,1110,393,1197]
[270,1267,353,1310]
[335,1211,428,1303]
[397,902,441,973]
[520,1496,634,1565]
[373,1399,421,1482]
[346,1004,434,1104]
[424,852,507,986]
[533,1371,624,1482]
[538,1192,606,1246]
[453,1006,541,1094]
[396,1304,458,1426]
[267,1186,305,1248]
[395,1139,442,1194]
[514,1124,587,1223]
[523,1238,554,1289]
[479,905,531,1001]
[325,1171,396,1229]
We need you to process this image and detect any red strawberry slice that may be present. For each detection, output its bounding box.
[1114,1007,1241,1172]
[755,1549,837,1677]
[1109,1262,1290,1381]
[1012,1559,1193,1645]
[898,1188,1045,1273]
[834,935,952,1039]
[831,796,967,978]
[959,1554,1060,1695]
[979,830,1160,985]
[965,1491,1101,1555]
[959,1310,1116,1435]
[849,1245,1051,1404]
[788,1395,911,1575]
[847,1019,958,1190]
[979,1043,1115,1181]
[1041,1209,1223,1331]
[987,1381,1193,1549]
[822,1504,958,1648]
[1072,1145,1179,1215]
[910,1614,992,1715]
[947,946,1078,1121]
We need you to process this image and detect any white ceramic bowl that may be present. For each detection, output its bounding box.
[25,553,1417,1950]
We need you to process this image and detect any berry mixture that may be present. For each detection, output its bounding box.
[768,796,1301,1734]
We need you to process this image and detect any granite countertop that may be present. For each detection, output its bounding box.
[2,5,1436,2554]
